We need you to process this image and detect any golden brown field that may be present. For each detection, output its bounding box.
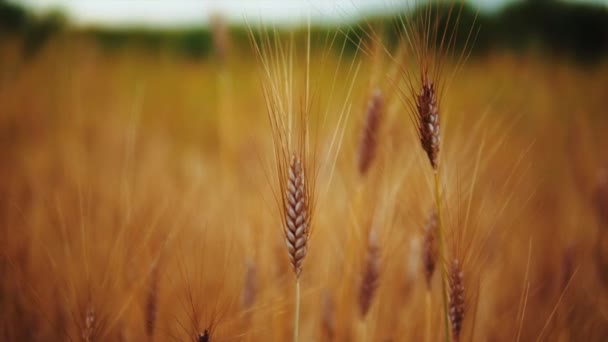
[1,11,608,342]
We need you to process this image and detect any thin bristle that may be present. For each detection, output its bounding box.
[357,88,383,176]
[448,259,465,342]
[359,229,380,318]
[422,209,438,289]
[416,74,440,170]
[285,154,309,279]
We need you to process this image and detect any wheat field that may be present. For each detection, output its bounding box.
[1,2,608,341]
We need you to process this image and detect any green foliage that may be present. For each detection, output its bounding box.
[2,0,608,62]
[1,1,66,58]
[494,1,608,61]
[0,0,28,32]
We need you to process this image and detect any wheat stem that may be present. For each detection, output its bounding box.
[294,280,301,342]
[434,170,451,342]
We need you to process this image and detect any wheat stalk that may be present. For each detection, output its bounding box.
[248,14,357,341]
[390,2,478,339]
[247,25,315,342]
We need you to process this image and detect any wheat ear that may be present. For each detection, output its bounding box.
[359,228,380,319]
[242,260,257,310]
[416,67,450,342]
[358,88,383,177]
[285,154,309,279]
[145,261,160,340]
[422,209,439,289]
[434,171,451,342]
[448,259,465,342]
[197,329,210,342]
[81,304,96,342]
[417,74,441,170]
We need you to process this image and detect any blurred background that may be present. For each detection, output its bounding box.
[1,0,608,341]
[1,0,607,60]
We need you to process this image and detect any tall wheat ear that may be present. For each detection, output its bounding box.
[358,228,381,319]
[421,208,439,342]
[247,19,360,342]
[381,2,478,341]
[351,22,405,180]
[442,189,485,342]
[354,27,390,179]
[357,88,384,178]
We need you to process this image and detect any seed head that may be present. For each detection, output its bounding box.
[359,229,380,318]
[284,154,309,279]
[82,304,96,342]
[242,260,257,309]
[448,259,465,342]
[422,210,438,289]
[358,88,383,176]
[198,329,210,342]
[416,74,440,170]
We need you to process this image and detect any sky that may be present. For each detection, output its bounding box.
[15,0,608,28]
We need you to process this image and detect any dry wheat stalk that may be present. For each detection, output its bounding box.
[392,4,470,337]
[248,27,316,342]
[358,88,383,176]
[359,229,380,318]
[448,259,465,342]
[249,23,354,342]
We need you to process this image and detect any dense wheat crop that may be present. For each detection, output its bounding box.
[1,2,608,341]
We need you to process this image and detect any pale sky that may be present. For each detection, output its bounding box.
[14,0,608,28]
